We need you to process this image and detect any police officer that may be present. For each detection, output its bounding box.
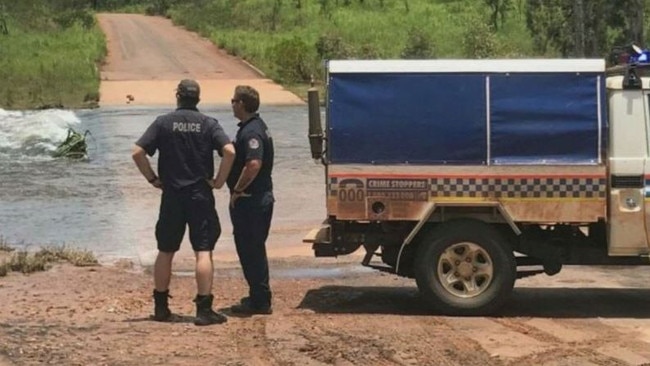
[227,85,274,315]
[132,79,235,326]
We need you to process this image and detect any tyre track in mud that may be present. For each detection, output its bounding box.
[233,317,277,366]
[270,275,498,366]
[449,316,650,365]
[491,318,626,365]
[267,312,497,365]
[409,317,498,366]
[287,317,411,365]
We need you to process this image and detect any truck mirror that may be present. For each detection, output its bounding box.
[308,87,324,160]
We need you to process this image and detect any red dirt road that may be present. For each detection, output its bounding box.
[96,13,303,106]
[3,261,650,365]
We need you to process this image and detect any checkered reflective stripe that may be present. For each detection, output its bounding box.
[431,177,607,198]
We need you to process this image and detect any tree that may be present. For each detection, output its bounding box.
[525,0,647,58]
[484,0,511,30]
[624,0,644,45]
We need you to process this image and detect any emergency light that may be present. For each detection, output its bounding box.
[629,44,650,64]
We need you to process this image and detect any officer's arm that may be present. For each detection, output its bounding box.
[132,145,160,187]
[233,159,262,193]
[213,143,235,189]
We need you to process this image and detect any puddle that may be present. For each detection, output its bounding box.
[273,265,374,279]
[173,264,375,279]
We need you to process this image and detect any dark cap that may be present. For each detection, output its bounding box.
[176,79,200,98]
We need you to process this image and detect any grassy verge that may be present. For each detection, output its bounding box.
[0,238,98,277]
[0,11,105,110]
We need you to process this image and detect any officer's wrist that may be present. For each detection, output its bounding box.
[147,175,158,183]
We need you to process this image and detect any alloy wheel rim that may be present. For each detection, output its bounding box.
[437,242,494,298]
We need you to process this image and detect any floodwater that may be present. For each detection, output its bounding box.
[0,106,326,263]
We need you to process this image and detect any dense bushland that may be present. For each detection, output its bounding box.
[164,0,648,84]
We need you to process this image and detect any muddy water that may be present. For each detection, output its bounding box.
[0,106,326,263]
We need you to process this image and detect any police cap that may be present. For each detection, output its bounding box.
[176,79,200,98]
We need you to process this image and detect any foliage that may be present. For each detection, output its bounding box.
[315,33,354,60]
[484,0,512,30]
[34,245,98,267]
[0,2,105,109]
[161,0,647,85]
[1,0,649,107]
[52,128,91,159]
[0,237,14,252]
[0,243,98,277]
[401,27,436,59]
[0,11,105,109]
[525,0,646,59]
[54,9,96,30]
[462,14,501,58]
[269,36,315,83]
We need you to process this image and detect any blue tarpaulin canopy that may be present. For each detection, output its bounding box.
[327,59,606,165]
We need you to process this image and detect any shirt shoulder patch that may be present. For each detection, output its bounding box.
[248,138,260,149]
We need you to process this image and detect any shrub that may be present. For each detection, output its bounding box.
[9,251,48,274]
[0,237,13,252]
[54,9,95,30]
[315,33,354,60]
[401,27,436,59]
[269,36,315,83]
[462,16,500,58]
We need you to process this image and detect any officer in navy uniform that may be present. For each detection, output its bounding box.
[227,85,275,315]
[132,79,235,326]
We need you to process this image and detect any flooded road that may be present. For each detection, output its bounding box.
[0,106,325,263]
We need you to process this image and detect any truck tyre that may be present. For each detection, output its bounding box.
[414,219,516,315]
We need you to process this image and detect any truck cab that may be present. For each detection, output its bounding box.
[607,73,650,256]
[305,58,650,315]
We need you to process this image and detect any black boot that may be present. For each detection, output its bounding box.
[152,290,172,322]
[231,297,272,315]
[194,294,227,326]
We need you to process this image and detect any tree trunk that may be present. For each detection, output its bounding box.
[573,0,585,57]
[627,0,644,45]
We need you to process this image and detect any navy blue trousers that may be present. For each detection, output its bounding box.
[229,191,274,307]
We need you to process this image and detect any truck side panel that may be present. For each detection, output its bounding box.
[328,165,606,223]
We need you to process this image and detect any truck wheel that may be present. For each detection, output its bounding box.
[414,220,516,315]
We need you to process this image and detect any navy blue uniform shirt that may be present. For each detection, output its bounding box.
[227,114,274,194]
[136,107,230,190]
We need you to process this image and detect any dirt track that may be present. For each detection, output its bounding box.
[3,262,650,365]
[96,13,303,106]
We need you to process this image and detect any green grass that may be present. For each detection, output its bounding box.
[167,0,538,86]
[0,16,105,109]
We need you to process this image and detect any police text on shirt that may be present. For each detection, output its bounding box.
[173,122,201,133]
